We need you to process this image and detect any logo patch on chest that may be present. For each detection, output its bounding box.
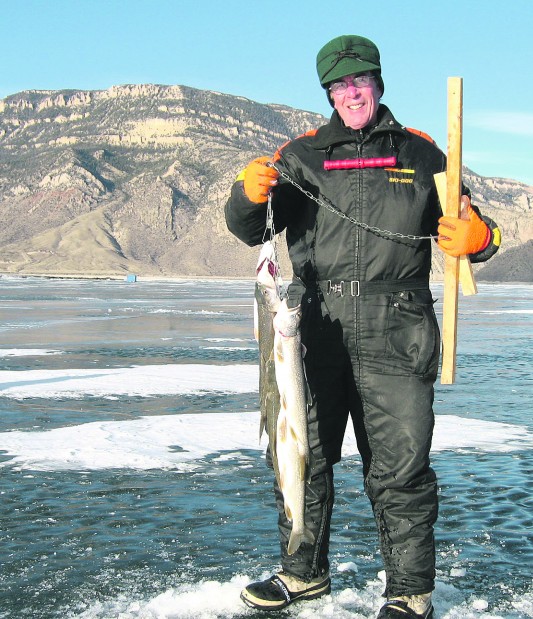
[385,167,415,184]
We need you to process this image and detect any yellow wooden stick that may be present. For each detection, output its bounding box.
[458,255,478,296]
[440,77,463,385]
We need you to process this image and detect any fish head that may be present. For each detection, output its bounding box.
[257,282,281,313]
[274,299,302,337]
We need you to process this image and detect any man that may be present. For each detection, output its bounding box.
[225,35,499,619]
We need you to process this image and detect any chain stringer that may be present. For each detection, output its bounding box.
[262,193,286,299]
[268,162,437,241]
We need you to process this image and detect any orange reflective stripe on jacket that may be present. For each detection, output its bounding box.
[273,129,319,161]
[406,127,436,146]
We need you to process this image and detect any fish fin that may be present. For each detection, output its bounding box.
[304,527,315,545]
[297,453,307,482]
[285,504,292,521]
[274,332,284,361]
[278,415,287,442]
[287,527,315,555]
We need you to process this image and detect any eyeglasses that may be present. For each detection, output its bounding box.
[329,74,374,95]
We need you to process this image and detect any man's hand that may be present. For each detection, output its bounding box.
[241,156,279,203]
[438,196,491,257]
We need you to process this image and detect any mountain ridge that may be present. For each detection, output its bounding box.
[1,84,532,281]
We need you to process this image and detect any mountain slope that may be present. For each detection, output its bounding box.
[1,84,531,280]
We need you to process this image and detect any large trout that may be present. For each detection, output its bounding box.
[254,242,314,555]
[273,298,314,555]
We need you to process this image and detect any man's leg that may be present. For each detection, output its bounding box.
[275,468,334,581]
[361,373,438,598]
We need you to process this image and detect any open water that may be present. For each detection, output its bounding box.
[0,277,531,619]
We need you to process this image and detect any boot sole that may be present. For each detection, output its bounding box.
[378,602,435,618]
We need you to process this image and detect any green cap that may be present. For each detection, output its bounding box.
[316,35,383,89]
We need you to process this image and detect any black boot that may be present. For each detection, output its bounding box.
[240,572,331,611]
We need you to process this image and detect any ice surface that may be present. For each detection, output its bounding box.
[0,409,531,472]
[0,362,531,472]
[0,363,258,399]
[0,281,531,619]
[0,348,63,357]
[68,574,533,618]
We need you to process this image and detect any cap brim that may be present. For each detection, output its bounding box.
[320,59,381,86]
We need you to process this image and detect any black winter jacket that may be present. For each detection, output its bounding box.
[225,105,497,286]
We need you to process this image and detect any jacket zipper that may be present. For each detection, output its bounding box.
[354,139,363,282]
[353,138,363,353]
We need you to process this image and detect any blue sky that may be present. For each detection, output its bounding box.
[2,0,532,185]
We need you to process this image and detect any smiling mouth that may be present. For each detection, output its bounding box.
[348,104,364,111]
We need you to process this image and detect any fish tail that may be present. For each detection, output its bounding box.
[287,526,315,555]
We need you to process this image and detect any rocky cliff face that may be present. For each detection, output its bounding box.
[1,84,531,280]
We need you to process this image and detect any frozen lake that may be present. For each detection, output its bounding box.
[0,277,531,618]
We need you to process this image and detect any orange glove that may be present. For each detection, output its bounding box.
[242,156,279,203]
[437,196,491,257]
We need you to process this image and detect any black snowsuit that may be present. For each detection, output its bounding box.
[225,105,498,597]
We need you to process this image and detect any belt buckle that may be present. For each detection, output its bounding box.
[350,281,360,297]
[327,280,344,296]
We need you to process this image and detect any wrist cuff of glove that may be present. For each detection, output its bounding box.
[469,216,501,263]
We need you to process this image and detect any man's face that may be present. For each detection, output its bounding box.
[330,73,381,130]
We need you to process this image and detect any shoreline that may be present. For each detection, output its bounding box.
[0,272,256,283]
[0,272,530,286]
